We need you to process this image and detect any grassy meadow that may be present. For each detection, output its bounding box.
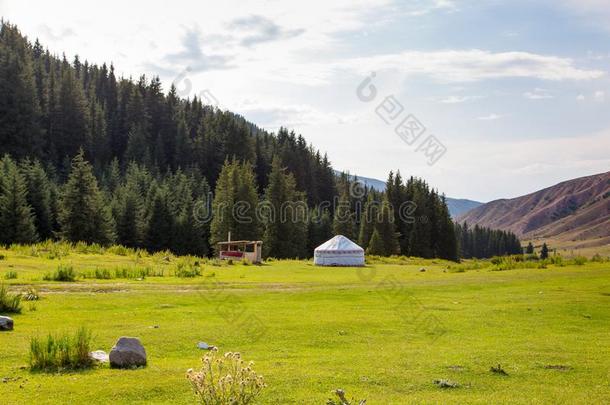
[0,242,609,404]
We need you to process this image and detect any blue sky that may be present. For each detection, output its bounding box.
[1,0,609,201]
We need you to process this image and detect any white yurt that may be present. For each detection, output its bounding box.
[314,235,365,266]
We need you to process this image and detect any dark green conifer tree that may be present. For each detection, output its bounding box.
[59,151,115,244]
[366,229,384,256]
[262,156,308,258]
[20,159,53,240]
[145,186,173,252]
[332,189,354,239]
[0,155,38,244]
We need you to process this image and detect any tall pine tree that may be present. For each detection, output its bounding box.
[59,150,115,244]
[0,155,38,244]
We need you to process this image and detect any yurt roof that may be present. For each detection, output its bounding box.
[314,235,364,253]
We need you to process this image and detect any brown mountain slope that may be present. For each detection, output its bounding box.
[458,171,610,249]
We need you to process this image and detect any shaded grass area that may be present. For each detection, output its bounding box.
[0,245,609,404]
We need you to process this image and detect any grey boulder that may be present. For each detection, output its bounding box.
[109,337,147,368]
[0,316,13,331]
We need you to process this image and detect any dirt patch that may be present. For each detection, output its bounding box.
[544,364,572,371]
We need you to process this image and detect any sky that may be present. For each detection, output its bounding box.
[2,0,610,202]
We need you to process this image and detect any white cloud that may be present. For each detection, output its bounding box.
[576,94,586,101]
[445,128,610,199]
[346,49,604,83]
[439,95,483,104]
[403,0,458,16]
[477,113,503,121]
[594,90,605,102]
[233,101,358,130]
[523,88,553,100]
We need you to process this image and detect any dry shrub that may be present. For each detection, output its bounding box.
[186,349,266,404]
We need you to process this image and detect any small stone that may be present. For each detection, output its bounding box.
[0,316,13,331]
[109,337,147,368]
[419,268,426,272]
[434,379,459,388]
[89,350,109,363]
[197,342,216,350]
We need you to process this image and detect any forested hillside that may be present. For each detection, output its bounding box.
[0,21,519,260]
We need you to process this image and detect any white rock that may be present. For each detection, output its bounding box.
[89,350,109,363]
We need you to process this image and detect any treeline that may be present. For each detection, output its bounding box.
[455,222,522,258]
[0,21,519,260]
[0,153,211,255]
[0,151,464,260]
[0,22,336,205]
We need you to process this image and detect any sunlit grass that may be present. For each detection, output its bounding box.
[0,244,609,404]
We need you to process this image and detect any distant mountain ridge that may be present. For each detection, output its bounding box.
[336,171,483,217]
[458,171,610,249]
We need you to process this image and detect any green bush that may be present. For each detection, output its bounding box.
[4,271,18,280]
[106,244,136,257]
[571,256,587,266]
[29,327,93,371]
[43,264,77,282]
[0,283,22,313]
[174,261,201,278]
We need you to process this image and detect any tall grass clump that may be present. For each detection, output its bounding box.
[447,260,490,272]
[29,327,93,371]
[174,261,202,278]
[0,283,22,313]
[4,270,18,280]
[43,264,77,282]
[186,349,266,404]
[10,240,71,259]
[106,244,138,257]
[570,256,587,266]
[80,268,114,280]
[113,266,164,279]
[591,254,609,263]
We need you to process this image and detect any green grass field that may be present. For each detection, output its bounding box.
[0,243,609,404]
